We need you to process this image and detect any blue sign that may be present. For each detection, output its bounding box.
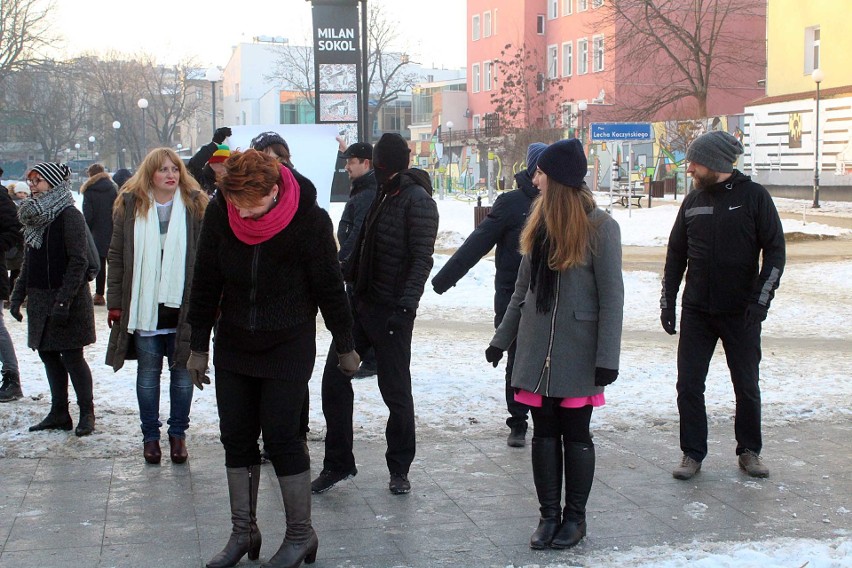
[590,123,654,142]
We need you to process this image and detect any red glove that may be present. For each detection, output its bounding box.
[108,309,122,329]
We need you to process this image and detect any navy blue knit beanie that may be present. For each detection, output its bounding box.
[525,143,548,177]
[536,139,587,188]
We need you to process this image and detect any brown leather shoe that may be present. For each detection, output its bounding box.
[169,436,188,464]
[143,440,162,464]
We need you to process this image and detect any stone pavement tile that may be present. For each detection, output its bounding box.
[0,458,39,483]
[19,480,108,522]
[588,508,682,540]
[645,498,757,536]
[401,547,513,567]
[609,476,723,510]
[389,518,496,556]
[110,458,193,483]
[588,480,642,512]
[103,519,199,546]
[99,542,203,568]
[312,553,412,568]
[0,546,102,568]
[296,525,402,561]
[32,458,113,482]
[106,481,195,522]
[450,492,539,520]
[475,514,538,548]
[364,492,469,528]
[4,516,104,552]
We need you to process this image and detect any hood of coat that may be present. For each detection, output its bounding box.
[514,170,541,200]
[398,168,434,196]
[81,172,117,193]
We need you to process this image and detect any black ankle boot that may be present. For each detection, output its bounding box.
[551,442,595,549]
[529,437,562,549]
[29,403,73,432]
[75,403,95,437]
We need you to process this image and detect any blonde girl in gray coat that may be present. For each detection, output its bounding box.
[487,139,624,551]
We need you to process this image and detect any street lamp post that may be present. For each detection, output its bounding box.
[137,98,149,155]
[812,68,824,208]
[578,101,588,151]
[205,67,221,132]
[446,120,454,192]
[113,121,124,170]
[88,135,96,162]
[74,143,80,162]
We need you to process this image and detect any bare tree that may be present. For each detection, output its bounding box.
[602,0,765,120]
[267,42,315,109]
[0,0,57,81]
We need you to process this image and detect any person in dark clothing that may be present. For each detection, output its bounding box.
[432,142,546,447]
[337,139,379,378]
[313,133,439,496]
[188,127,232,195]
[251,131,294,167]
[188,150,358,568]
[10,163,96,436]
[0,171,24,403]
[112,168,133,189]
[662,130,785,481]
[81,163,118,306]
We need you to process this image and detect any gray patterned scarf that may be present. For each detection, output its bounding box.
[17,180,75,249]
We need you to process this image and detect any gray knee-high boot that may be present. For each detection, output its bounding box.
[262,471,318,568]
[207,465,262,568]
[529,437,563,549]
[551,442,595,549]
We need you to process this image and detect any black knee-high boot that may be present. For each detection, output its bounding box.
[30,351,72,432]
[263,470,318,568]
[529,437,562,549]
[551,442,595,549]
[207,465,262,568]
[64,349,95,436]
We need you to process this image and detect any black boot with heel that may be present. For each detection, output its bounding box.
[550,442,595,549]
[529,437,563,549]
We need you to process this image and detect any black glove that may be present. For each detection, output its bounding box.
[51,300,70,325]
[431,273,452,295]
[595,367,619,387]
[485,345,504,368]
[387,307,415,335]
[212,127,232,144]
[744,303,768,326]
[9,302,23,322]
[660,308,677,335]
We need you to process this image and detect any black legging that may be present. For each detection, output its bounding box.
[38,348,94,408]
[530,398,593,444]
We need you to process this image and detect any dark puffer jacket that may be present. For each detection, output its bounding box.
[337,170,377,269]
[432,170,539,326]
[347,169,439,311]
[82,172,118,256]
[188,168,354,378]
[661,170,786,315]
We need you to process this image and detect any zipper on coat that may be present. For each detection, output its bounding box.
[249,246,260,332]
[533,272,560,397]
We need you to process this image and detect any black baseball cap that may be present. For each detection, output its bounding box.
[342,142,373,160]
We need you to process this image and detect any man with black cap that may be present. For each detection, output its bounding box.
[662,130,785,481]
[314,133,438,496]
[431,142,547,448]
[337,139,379,378]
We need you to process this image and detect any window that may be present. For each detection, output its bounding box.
[234,83,240,102]
[472,15,481,41]
[578,0,588,11]
[563,0,573,16]
[472,63,481,93]
[547,45,558,79]
[282,103,298,124]
[562,42,573,77]
[548,0,558,19]
[592,0,604,7]
[537,14,546,34]
[484,61,493,90]
[805,26,820,74]
[536,73,545,93]
[578,39,588,74]
[484,11,492,37]
[593,35,605,72]
[561,102,575,127]
[473,115,481,130]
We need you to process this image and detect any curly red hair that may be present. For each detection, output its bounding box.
[218,149,280,208]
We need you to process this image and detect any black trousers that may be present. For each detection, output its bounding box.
[215,348,314,477]
[496,298,530,431]
[38,348,93,409]
[321,300,415,475]
[95,256,107,296]
[677,308,763,462]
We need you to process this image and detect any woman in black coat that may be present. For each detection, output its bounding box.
[10,162,96,436]
[81,163,118,305]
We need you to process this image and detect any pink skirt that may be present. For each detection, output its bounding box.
[515,389,605,409]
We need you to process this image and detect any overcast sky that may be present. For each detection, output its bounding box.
[51,0,467,70]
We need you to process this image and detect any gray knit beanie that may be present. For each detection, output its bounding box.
[686,131,744,173]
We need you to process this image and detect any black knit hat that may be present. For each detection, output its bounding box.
[686,131,744,173]
[536,139,587,188]
[372,133,410,175]
[250,131,290,153]
[30,162,71,188]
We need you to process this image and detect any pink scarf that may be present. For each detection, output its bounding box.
[227,165,300,245]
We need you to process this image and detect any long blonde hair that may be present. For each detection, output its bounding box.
[519,178,597,270]
[113,148,207,220]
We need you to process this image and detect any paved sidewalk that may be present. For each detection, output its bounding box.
[0,419,848,568]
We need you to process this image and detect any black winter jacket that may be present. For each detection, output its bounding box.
[0,189,23,299]
[432,170,539,326]
[661,170,785,315]
[187,141,218,194]
[82,172,118,256]
[337,170,377,269]
[188,168,354,377]
[347,169,438,312]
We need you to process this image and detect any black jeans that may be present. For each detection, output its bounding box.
[216,365,313,477]
[531,398,593,444]
[38,348,93,410]
[496,298,530,431]
[677,308,763,461]
[95,256,107,296]
[321,300,415,475]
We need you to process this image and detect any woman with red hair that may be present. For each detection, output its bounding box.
[189,149,358,568]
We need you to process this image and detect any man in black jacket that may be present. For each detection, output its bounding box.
[431,142,546,448]
[0,169,24,402]
[661,130,785,481]
[314,133,438,496]
[187,127,231,194]
[337,140,379,378]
